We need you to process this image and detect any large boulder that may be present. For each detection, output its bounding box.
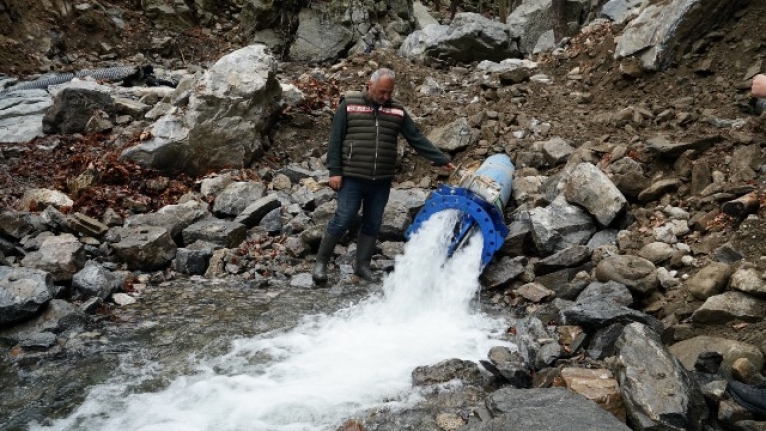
[121,44,282,176]
[506,0,591,55]
[399,13,521,65]
[0,267,54,327]
[615,0,747,71]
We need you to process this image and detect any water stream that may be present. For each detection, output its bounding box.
[27,210,511,431]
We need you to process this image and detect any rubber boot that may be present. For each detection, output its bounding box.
[312,233,340,284]
[728,381,766,416]
[354,234,377,281]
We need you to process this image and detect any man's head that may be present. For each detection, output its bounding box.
[367,68,395,105]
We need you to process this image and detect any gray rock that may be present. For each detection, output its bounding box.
[615,323,709,430]
[564,162,627,226]
[42,88,115,134]
[0,92,51,143]
[125,200,210,240]
[0,267,54,327]
[72,261,118,299]
[507,0,590,55]
[174,246,213,275]
[470,387,631,431]
[730,268,766,298]
[400,13,520,65]
[692,291,766,323]
[234,194,281,227]
[616,1,742,71]
[482,346,531,388]
[0,211,40,240]
[288,8,353,62]
[121,45,281,176]
[0,299,84,344]
[213,181,266,216]
[577,280,633,308]
[182,219,247,249]
[601,0,646,24]
[481,256,525,289]
[533,245,591,275]
[411,358,484,387]
[541,137,574,166]
[110,225,177,271]
[20,233,86,282]
[638,242,675,264]
[608,157,650,200]
[527,197,596,255]
[289,272,314,289]
[428,117,475,152]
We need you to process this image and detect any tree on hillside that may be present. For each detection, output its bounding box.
[551,0,567,41]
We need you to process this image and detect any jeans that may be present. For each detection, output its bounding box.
[326,176,392,238]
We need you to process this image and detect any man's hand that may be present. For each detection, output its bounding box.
[753,74,766,98]
[329,175,343,191]
[444,162,456,171]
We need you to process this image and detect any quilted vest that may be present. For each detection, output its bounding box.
[341,91,405,179]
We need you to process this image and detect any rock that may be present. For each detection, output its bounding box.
[0,299,83,344]
[110,225,177,271]
[182,219,247,249]
[685,262,732,300]
[730,267,766,298]
[42,88,115,134]
[515,282,554,303]
[19,188,73,211]
[112,293,137,306]
[20,234,86,282]
[615,323,708,431]
[288,8,353,62]
[72,261,118,299]
[616,0,742,71]
[213,181,266,216]
[526,197,597,255]
[0,91,52,143]
[174,243,214,275]
[564,163,627,226]
[0,267,54,327]
[482,346,531,388]
[471,387,631,431]
[669,336,764,379]
[540,137,574,166]
[121,45,282,176]
[533,245,592,275]
[412,358,484,387]
[429,117,476,152]
[560,367,625,421]
[481,256,525,289]
[595,255,659,296]
[692,291,766,323]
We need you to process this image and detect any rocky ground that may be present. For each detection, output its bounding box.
[2,0,766,429]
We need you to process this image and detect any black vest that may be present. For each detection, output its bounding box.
[342,91,405,179]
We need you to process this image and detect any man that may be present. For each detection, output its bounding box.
[312,68,455,284]
[753,74,766,98]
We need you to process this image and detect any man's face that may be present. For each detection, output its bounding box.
[368,76,395,105]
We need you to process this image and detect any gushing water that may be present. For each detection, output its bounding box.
[31,210,510,431]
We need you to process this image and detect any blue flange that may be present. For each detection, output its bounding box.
[405,184,509,269]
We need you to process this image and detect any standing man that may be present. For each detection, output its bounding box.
[753,74,766,98]
[312,68,455,284]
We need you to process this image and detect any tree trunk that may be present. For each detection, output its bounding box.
[498,0,508,24]
[551,0,567,42]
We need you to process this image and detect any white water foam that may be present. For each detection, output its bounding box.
[32,210,511,431]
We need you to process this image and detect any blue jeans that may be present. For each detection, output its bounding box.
[326,176,392,238]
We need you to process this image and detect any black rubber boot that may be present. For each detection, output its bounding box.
[728,380,766,416]
[312,234,340,284]
[354,234,377,281]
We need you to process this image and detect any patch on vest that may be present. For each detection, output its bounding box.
[347,104,404,118]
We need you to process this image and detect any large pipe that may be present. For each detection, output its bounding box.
[405,154,515,269]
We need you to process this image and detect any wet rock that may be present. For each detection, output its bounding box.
[0,267,54,327]
[0,299,84,344]
[474,387,631,431]
[72,261,118,299]
[481,256,525,289]
[685,262,732,300]
[499,218,534,256]
[20,233,86,282]
[182,219,247,249]
[481,346,531,388]
[615,323,708,431]
[289,273,314,289]
[111,225,177,271]
[411,358,484,387]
